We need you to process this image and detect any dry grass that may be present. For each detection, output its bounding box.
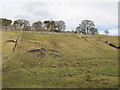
[2,31,118,88]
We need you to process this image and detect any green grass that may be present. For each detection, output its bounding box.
[2,31,118,88]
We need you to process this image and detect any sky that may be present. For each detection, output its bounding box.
[0,0,119,35]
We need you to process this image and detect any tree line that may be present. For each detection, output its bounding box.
[0,18,100,34]
[0,18,66,32]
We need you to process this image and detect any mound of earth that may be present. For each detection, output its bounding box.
[27,48,63,58]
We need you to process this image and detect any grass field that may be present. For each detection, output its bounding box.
[2,31,118,88]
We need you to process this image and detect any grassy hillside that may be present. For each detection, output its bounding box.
[2,31,118,88]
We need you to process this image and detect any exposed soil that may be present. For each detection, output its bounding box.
[28,48,63,58]
[103,41,120,49]
[109,43,120,49]
[6,40,16,43]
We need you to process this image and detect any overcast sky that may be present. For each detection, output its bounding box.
[0,0,119,35]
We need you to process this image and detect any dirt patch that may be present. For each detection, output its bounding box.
[6,40,16,43]
[28,48,64,58]
[103,41,120,49]
[109,43,120,49]
[28,48,47,53]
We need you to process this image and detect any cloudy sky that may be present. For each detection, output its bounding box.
[0,0,119,35]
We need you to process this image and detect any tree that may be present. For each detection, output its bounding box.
[54,20,66,32]
[0,18,12,26]
[23,26,31,31]
[0,18,12,30]
[13,19,30,30]
[32,21,43,31]
[43,20,66,32]
[0,19,1,30]
[81,20,95,33]
[104,30,109,35]
[75,20,98,35]
[76,24,86,34]
[43,20,51,30]
[89,27,99,35]
[50,20,56,31]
